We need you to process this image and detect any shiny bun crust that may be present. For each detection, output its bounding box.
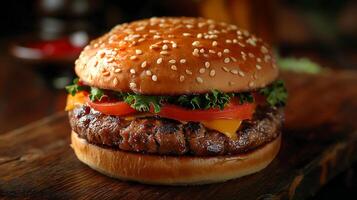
[75,17,278,95]
[71,131,281,185]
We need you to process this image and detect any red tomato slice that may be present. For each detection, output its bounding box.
[156,102,255,121]
[86,95,255,121]
[87,97,137,116]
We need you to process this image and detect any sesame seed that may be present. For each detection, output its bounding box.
[238,42,246,47]
[199,68,205,74]
[135,49,143,55]
[172,43,177,48]
[113,78,118,85]
[249,81,255,88]
[196,77,203,83]
[192,49,199,57]
[233,39,238,43]
[199,48,205,53]
[169,59,176,64]
[230,56,237,62]
[209,69,216,77]
[138,38,145,42]
[217,52,222,57]
[264,55,271,62]
[246,38,256,46]
[261,46,268,54]
[163,40,170,43]
[222,67,229,72]
[257,58,262,63]
[180,59,186,64]
[145,70,152,76]
[130,69,136,74]
[197,33,203,38]
[130,82,137,88]
[136,26,145,31]
[162,44,168,50]
[230,69,238,75]
[152,75,158,81]
[238,71,245,77]
[186,24,194,29]
[192,41,200,47]
[256,64,262,70]
[179,75,185,82]
[198,22,205,28]
[157,57,163,64]
[223,49,230,53]
[248,53,255,58]
[205,61,210,68]
[130,55,137,60]
[171,65,177,71]
[153,35,161,39]
[226,39,232,44]
[102,71,110,76]
[141,61,147,68]
[183,33,191,37]
[224,57,230,63]
[150,44,159,50]
[185,69,193,75]
[160,51,169,55]
[208,50,216,54]
[212,41,218,47]
[114,68,122,73]
[243,30,250,37]
[241,52,247,60]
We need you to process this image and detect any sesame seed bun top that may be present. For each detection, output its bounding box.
[75,17,278,95]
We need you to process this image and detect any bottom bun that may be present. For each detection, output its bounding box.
[71,131,281,185]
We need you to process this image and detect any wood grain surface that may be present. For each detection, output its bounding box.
[1,71,357,200]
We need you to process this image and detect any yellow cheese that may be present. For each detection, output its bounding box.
[124,113,154,120]
[201,119,242,140]
[65,92,86,111]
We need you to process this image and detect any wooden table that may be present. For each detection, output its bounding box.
[1,71,357,199]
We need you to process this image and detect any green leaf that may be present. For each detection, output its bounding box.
[65,78,85,96]
[89,87,105,101]
[122,94,165,113]
[236,92,254,104]
[259,80,288,106]
[173,90,233,110]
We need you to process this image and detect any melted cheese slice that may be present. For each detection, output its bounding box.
[65,92,86,111]
[201,119,242,140]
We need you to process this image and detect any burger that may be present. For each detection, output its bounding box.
[65,17,287,185]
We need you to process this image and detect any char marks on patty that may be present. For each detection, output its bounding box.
[69,105,283,156]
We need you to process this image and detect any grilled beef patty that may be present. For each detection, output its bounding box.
[69,105,283,156]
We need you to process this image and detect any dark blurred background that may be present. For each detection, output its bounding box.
[0,0,356,199]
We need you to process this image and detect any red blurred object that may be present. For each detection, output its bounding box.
[27,38,82,58]
[10,32,88,63]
